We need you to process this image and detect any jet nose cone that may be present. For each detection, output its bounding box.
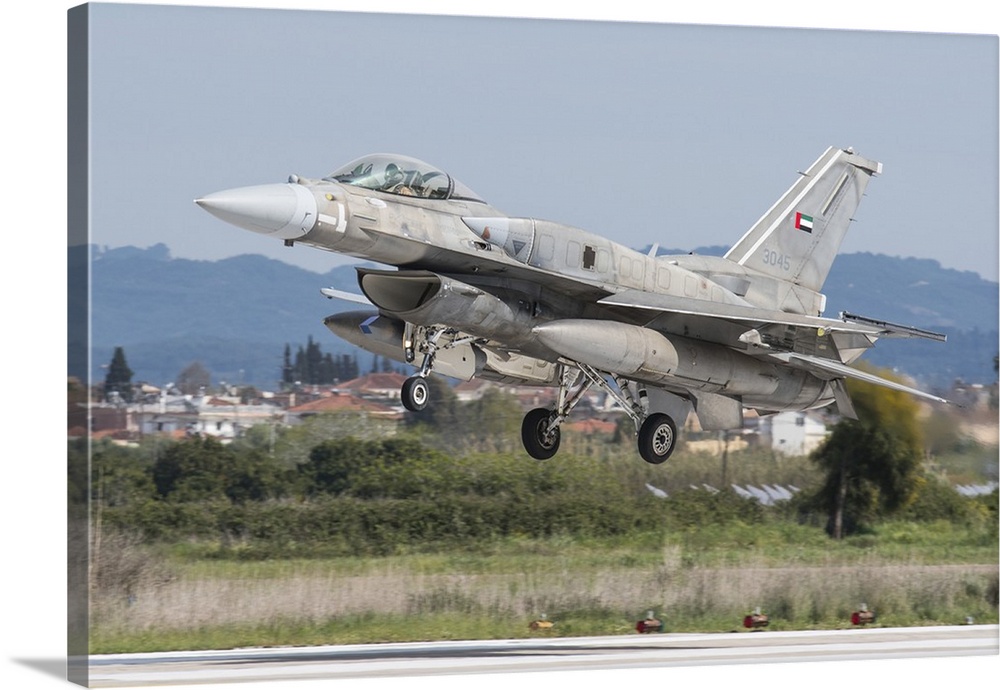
[196,183,317,239]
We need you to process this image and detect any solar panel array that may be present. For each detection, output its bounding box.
[955,482,998,497]
[644,483,802,505]
[647,481,997,504]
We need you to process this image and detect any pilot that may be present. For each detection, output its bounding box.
[382,163,416,195]
[383,163,403,190]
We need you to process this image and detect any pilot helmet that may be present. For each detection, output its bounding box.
[384,163,402,184]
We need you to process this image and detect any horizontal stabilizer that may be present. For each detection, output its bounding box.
[772,351,952,406]
[320,287,373,305]
[840,312,947,342]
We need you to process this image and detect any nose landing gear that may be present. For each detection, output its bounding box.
[399,323,478,412]
[401,375,430,412]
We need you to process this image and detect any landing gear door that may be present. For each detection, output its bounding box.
[431,341,481,381]
[644,387,693,428]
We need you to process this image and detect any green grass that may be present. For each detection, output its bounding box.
[91,520,998,654]
[159,518,995,576]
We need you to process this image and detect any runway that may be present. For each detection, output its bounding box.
[89,625,998,687]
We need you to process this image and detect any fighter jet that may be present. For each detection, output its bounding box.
[196,147,948,464]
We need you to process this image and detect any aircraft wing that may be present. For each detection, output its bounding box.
[599,289,880,334]
[598,289,946,341]
[769,351,953,406]
[597,288,947,369]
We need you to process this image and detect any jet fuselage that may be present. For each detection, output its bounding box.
[197,149,946,463]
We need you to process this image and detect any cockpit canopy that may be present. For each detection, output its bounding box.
[325,154,486,203]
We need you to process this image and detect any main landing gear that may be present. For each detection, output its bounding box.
[519,363,678,465]
[636,413,677,465]
[395,323,678,465]
[521,407,561,460]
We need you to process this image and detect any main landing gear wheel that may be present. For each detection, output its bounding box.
[521,407,561,460]
[637,413,677,465]
[401,376,429,412]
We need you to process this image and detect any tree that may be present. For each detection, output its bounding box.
[151,435,287,503]
[298,437,372,496]
[404,375,459,431]
[297,437,451,499]
[810,368,926,538]
[176,361,211,395]
[456,388,523,452]
[281,344,294,389]
[283,337,357,386]
[103,346,134,403]
[91,440,155,507]
[304,335,323,384]
[152,435,230,501]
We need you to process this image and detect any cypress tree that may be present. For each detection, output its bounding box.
[103,346,134,403]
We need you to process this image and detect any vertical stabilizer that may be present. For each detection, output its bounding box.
[724,147,882,292]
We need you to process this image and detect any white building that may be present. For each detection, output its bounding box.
[128,392,284,440]
[760,411,829,456]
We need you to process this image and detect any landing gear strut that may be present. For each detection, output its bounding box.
[399,324,478,412]
[518,362,679,465]
[520,365,588,461]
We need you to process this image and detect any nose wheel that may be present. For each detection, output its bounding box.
[401,376,429,412]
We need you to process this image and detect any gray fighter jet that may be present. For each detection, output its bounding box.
[196,147,948,464]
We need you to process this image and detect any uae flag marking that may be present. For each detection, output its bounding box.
[795,212,814,233]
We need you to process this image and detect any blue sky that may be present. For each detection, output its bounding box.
[78,2,999,280]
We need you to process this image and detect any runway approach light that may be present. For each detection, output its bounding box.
[636,610,664,633]
[743,607,769,630]
[529,614,554,631]
[851,603,876,626]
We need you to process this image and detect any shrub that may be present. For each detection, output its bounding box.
[900,475,978,524]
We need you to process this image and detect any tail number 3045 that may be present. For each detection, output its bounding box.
[762,248,791,271]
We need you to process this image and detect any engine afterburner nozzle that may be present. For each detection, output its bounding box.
[195,183,318,239]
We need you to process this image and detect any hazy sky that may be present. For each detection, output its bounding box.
[81,2,999,280]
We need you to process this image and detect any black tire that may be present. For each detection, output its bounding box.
[637,413,677,465]
[401,376,429,412]
[521,407,560,460]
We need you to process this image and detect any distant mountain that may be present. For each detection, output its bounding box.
[78,243,998,391]
[82,244,371,388]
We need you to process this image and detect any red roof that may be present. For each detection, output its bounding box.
[287,392,398,415]
[565,418,617,435]
[336,373,408,392]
